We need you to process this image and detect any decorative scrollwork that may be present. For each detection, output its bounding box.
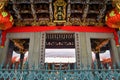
[0,0,7,11]
[113,0,120,12]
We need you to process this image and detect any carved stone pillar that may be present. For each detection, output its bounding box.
[39,32,46,66]
[28,32,46,69]
[117,31,120,60]
[75,33,81,69]
[0,48,3,64]
[117,47,120,59]
[75,32,92,69]
[110,38,120,65]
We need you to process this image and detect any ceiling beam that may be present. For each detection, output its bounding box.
[97,0,109,22]
[82,0,90,23]
[67,0,71,21]
[95,39,110,52]
[49,0,53,21]
[11,0,21,20]
[30,0,37,20]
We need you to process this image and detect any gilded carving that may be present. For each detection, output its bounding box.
[70,18,81,26]
[53,0,67,22]
[113,0,120,12]
[0,0,6,11]
[47,22,56,26]
[64,22,72,26]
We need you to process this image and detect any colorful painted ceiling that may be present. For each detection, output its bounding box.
[5,0,113,27]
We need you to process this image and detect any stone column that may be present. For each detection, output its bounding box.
[0,48,3,64]
[110,39,120,65]
[75,32,81,69]
[28,32,46,69]
[75,32,92,69]
[28,33,40,69]
[0,30,3,64]
[117,31,120,61]
[39,32,46,66]
[0,37,9,65]
[118,47,120,60]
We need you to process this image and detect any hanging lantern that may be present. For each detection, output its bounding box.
[0,0,13,48]
[105,0,120,46]
[106,9,120,28]
[0,11,14,30]
[0,0,14,30]
[105,0,120,29]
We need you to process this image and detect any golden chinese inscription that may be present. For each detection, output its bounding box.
[53,0,66,22]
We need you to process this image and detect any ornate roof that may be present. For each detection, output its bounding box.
[5,0,113,27]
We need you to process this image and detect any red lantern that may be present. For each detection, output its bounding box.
[106,1,120,29]
[0,10,14,30]
[106,9,120,28]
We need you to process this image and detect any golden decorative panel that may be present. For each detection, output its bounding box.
[53,0,67,22]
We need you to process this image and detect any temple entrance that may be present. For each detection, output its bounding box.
[4,32,119,70]
[5,39,30,69]
[45,33,76,69]
[91,38,112,68]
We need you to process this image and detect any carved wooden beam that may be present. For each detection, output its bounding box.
[113,0,120,12]
[11,39,29,54]
[30,0,37,20]
[11,39,24,51]
[97,0,109,23]
[0,0,8,11]
[82,0,90,24]
[95,39,110,52]
[49,0,53,21]
[67,0,71,22]
[11,0,21,20]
